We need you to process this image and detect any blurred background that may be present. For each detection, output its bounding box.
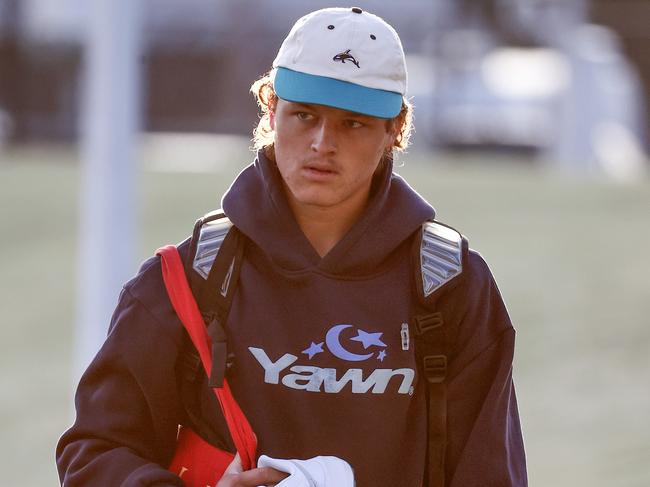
[1,0,649,485]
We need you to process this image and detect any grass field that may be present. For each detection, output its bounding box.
[1,139,649,486]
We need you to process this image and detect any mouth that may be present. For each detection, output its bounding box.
[302,163,338,179]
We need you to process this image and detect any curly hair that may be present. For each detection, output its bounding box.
[250,71,413,156]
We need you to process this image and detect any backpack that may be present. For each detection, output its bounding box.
[176,210,468,487]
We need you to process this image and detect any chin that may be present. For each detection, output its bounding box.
[292,190,341,208]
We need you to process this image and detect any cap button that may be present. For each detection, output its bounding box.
[351,7,363,14]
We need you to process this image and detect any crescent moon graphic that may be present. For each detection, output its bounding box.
[326,324,373,362]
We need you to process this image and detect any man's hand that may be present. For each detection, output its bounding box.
[216,453,289,487]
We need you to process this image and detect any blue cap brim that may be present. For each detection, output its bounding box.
[273,67,402,119]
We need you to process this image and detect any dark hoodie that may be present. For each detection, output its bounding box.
[57,152,527,486]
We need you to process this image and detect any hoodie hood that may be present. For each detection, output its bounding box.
[222,150,434,276]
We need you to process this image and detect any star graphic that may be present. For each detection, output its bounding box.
[350,329,387,349]
[302,342,324,360]
[377,350,387,362]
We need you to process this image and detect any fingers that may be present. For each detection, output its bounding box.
[217,465,289,487]
[222,452,244,476]
[236,466,289,485]
[216,451,290,486]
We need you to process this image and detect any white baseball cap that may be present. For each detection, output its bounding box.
[272,7,407,119]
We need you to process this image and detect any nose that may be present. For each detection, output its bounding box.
[310,119,337,154]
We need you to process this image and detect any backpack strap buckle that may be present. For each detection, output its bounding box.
[414,312,443,335]
[423,355,447,384]
[206,315,228,388]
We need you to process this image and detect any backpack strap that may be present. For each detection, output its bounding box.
[411,220,468,487]
[187,211,245,388]
[156,244,256,471]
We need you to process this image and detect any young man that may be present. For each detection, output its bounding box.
[57,7,527,487]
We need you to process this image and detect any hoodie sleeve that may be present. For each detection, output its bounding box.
[56,273,186,487]
[444,252,528,487]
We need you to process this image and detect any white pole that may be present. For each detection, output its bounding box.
[75,0,141,382]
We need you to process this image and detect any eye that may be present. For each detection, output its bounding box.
[345,119,364,129]
[296,112,314,121]
[370,34,376,40]
[327,25,335,30]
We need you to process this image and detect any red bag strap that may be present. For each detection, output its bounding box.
[156,245,257,470]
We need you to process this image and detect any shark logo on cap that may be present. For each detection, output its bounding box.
[333,49,360,68]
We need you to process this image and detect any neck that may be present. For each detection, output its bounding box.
[286,186,371,258]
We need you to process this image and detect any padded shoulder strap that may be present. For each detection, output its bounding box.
[419,221,467,301]
[191,211,234,280]
[184,210,246,390]
[411,220,468,487]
